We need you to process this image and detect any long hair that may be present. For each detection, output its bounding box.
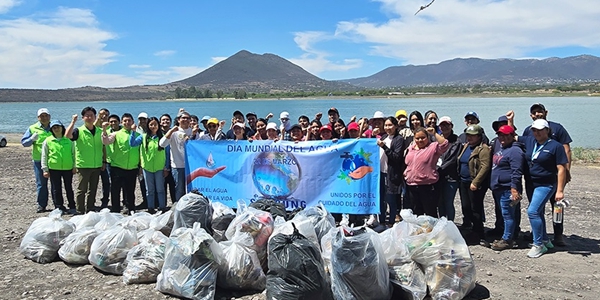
[409,111,425,131]
[145,117,164,151]
[384,116,399,137]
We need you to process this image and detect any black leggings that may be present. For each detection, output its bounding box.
[407,184,439,218]
[49,169,75,210]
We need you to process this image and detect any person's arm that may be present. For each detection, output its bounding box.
[41,140,49,174]
[72,140,77,174]
[160,126,179,147]
[65,114,78,139]
[555,164,567,201]
[129,131,143,147]
[383,135,405,163]
[21,128,35,147]
[563,143,572,183]
[101,122,116,145]
[471,146,491,189]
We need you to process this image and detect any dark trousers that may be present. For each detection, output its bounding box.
[49,170,75,210]
[164,171,177,205]
[138,167,148,209]
[459,181,487,239]
[110,167,137,211]
[100,164,110,205]
[407,184,439,218]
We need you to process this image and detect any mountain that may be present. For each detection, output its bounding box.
[175,50,357,92]
[342,55,600,88]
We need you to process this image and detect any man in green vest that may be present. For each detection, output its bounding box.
[65,107,105,214]
[102,113,141,215]
[21,108,53,213]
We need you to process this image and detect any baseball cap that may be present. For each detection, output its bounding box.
[395,110,408,118]
[207,118,218,125]
[439,116,452,125]
[328,107,339,115]
[280,112,290,119]
[201,115,211,122]
[531,119,549,130]
[290,124,302,131]
[266,122,278,131]
[347,122,359,131]
[233,110,243,117]
[465,124,483,135]
[464,111,480,121]
[530,103,546,113]
[137,112,148,119]
[49,120,63,128]
[246,112,257,118]
[496,125,515,135]
[320,124,332,132]
[233,122,245,129]
[37,108,50,116]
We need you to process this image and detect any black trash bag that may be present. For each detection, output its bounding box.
[330,227,391,300]
[211,201,236,242]
[249,199,287,220]
[173,191,213,235]
[267,223,332,300]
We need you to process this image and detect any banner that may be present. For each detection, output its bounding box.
[185,139,380,214]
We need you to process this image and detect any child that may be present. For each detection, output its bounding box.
[41,120,76,214]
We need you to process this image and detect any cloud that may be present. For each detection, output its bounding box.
[0,0,20,14]
[333,0,600,65]
[288,31,363,75]
[128,64,151,69]
[154,50,176,57]
[0,7,147,88]
[211,56,227,64]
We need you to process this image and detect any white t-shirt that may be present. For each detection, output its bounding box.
[379,136,392,174]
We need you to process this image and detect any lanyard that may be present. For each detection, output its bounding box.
[532,139,550,161]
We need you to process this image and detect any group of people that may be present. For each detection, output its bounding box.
[22,102,571,258]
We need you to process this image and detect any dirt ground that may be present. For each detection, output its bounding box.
[1,133,599,300]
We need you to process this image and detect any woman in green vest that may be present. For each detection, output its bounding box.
[41,120,76,214]
[129,116,167,214]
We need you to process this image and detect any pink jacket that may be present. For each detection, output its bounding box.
[404,140,449,185]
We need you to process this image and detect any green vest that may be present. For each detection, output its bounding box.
[110,129,140,170]
[104,127,119,164]
[46,136,74,171]
[140,135,166,173]
[74,125,103,168]
[29,123,52,161]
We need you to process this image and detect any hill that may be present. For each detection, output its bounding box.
[175,50,357,93]
[342,55,600,88]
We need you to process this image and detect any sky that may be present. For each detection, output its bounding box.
[1,0,600,89]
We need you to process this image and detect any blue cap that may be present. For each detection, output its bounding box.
[464,111,479,120]
[49,120,63,128]
[246,111,257,118]
[201,115,211,122]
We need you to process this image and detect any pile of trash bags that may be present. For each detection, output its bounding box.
[19,192,476,300]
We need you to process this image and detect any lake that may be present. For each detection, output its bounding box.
[0,96,597,147]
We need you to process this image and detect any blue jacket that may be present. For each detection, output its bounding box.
[490,144,525,192]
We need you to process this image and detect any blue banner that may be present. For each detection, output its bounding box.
[185,139,380,214]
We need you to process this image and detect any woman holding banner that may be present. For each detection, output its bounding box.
[377,117,405,226]
[404,127,448,217]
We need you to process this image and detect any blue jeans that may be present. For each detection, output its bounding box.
[33,160,49,208]
[493,188,519,241]
[172,168,186,202]
[144,169,166,209]
[527,185,555,246]
[439,179,458,221]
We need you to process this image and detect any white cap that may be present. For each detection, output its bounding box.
[266,122,278,131]
[531,119,549,130]
[439,116,452,125]
[371,111,385,119]
[280,112,290,119]
[233,122,245,129]
[37,108,50,116]
[137,112,148,119]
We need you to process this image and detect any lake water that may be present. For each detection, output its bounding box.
[0,97,597,147]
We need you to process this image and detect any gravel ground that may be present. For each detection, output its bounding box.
[1,133,599,300]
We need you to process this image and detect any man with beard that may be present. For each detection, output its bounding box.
[521,103,572,246]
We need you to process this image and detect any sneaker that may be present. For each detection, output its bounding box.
[479,239,491,248]
[147,208,157,214]
[528,240,554,249]
[73,211,84,216]
[491,239,514,251]
[553,235,567,247]
[365,214,379,227]
[527,244,548,258]
[36,206,46,213]
[67,209,77,215]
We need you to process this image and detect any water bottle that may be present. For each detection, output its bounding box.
[509,195,521,207]
[553,204,563,223]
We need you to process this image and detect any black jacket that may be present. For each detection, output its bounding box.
[380,132,405,193]
[438,132,462,181]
